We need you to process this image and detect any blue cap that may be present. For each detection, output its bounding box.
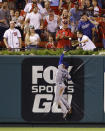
[62,61,69,69]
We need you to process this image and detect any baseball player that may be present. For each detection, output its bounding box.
[54,50,72,119]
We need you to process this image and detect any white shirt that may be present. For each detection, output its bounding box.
[30,34,40,45]
[45,15,58,33]
[24,3,45,14]
[56,64,71,84]
[78,35,96,51]
[25,12,42,30]
[94,6,99,16]
[43,8,49,19]
[4,28,21,48]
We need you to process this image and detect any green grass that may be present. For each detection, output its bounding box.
[0,128,104,131]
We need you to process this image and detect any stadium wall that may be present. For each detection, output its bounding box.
[0,56,104,124]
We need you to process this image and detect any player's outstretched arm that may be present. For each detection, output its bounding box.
[59,53,64,65]
[58,50,68,65]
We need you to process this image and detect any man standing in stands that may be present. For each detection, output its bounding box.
[0,1,10,47]
[3,21,22,50]
[25,6,43,36]
[56,18,74,48]
[24,0,45,15]
[78,14,95,41]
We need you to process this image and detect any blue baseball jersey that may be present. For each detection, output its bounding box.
[78,20,95,40]
[56,54,71,84]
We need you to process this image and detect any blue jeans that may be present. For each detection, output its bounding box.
[26,45,38,50]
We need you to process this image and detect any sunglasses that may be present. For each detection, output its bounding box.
[63,21,68,24]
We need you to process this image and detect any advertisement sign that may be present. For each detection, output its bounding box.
[22,57,84,123]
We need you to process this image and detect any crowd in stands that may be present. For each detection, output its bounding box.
[0,0,105,51]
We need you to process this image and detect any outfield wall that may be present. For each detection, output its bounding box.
[0,56,104,124]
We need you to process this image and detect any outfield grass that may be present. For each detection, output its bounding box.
[0,128,105,131]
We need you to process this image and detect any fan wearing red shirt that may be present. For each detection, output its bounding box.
[56,19,74,48]
[46,34,55,49]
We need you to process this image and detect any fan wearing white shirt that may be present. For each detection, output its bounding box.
[25,6,43,36]
[92,0,99,17]
[24,0,45,15]
[3,21,22,50]
[77,30,96,51]
[25,25,40,49]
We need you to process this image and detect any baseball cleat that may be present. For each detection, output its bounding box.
[63,112,67,120]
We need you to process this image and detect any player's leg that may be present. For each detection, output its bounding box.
[55,85,61,104]
[61,97,70,110]
[60,87,72,115]
[55,86,68,114]
[58,84,70,110]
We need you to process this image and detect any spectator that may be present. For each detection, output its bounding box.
[77,30,96,50]
[49,0,59,7]
[70,2,82,24]
[43,1,50,18]
[10,9,15,21]
[59,9,70,29]
[69,2,82,33]
[8,0,16,10]
[45,34,55,49]
[48,0,59,15]
[0,2,10,45]
[0,1,2,9]
[61,9,70,19]
[92,0,99,17]
[16,0,26,10]
[25,6,43,36]
[83,0,93,16]
[59,0,71,11]
[44,9,59,40]
[3,21,22,50]
[56,18,74,48]
[12,10,20,26]
[78,14,95,40]
[2,1,10,25]
[25,0,32,3]
[24,0,45,15]
[16,16,25,41]
[25,25,40,49]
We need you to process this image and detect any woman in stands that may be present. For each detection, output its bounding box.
[25,25,40,49]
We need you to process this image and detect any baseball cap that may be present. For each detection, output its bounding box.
[29,25,34,29]
[18,16,24,21]
[62,61,69,69]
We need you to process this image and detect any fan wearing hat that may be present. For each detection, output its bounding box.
[54,50,72,120]
[25,25,40,49]
[3,21,22,50]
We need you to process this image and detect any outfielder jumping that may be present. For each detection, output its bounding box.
[54,50,72,119]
